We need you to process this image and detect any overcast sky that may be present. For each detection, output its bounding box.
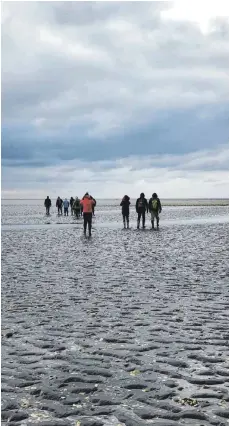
[2,1,229,199]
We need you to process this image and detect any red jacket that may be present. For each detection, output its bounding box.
[80,196,95,213]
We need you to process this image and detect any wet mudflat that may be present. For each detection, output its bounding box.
[1,201,229,426]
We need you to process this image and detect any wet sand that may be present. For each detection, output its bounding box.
[1,201,229,425]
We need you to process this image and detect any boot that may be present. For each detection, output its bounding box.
[137,220,140,229]
[151,220,154,229]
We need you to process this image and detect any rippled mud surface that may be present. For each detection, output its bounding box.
[2,201,229,426]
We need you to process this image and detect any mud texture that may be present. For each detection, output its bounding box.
[1,201,229,425]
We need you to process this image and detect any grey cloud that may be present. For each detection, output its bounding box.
[2,145,229,199]
[1,2,229,197]
[2,2,229,132]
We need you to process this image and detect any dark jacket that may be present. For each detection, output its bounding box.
[73,198,80,210]
[90,197,96,206]
[70,197,74,207]
[149,197,162,213]
[56,198,63,208]
[120,196,130,215]
[44,198,51,207]
[136,197,148,213]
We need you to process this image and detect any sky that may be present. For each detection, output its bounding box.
[1,1,229,199]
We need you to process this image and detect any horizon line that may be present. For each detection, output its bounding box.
[2,198,229,201]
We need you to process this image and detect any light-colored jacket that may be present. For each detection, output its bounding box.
[63,199,69,208]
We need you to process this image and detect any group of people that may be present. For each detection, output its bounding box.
[44,192,162,236]
[120,192,162,229]
[44,195,96,218]
[44,193,96,236]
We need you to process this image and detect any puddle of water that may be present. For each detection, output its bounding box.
[2,214,229,232]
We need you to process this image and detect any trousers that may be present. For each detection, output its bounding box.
[83,213,92,235]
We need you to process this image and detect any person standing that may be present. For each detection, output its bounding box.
[56,197,63,215]
[120,195,130,228]
[70,197,74,215]
[80,193,95,237]
[63,198,69,216]
[148,193,162,229]
[44,196,51,215]
[73,197,81,218]
[90,196,96,216]
[136,193,148,229]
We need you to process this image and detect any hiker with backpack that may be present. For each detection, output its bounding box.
[120,195,131,228]
[70,197,74,215]
[73,197,81,218]
[63,198,70,216]
[44,196,51,215]
[136,193,148,229]
[56,197,63,215]
[148,193,162,229]
[80,193,95,237]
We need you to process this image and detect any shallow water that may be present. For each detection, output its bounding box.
[1,200,229,426]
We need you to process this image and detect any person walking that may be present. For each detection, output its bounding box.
[56,197,63,215]
[70,197,74,215]
[90,196,96,216]
[44,196,51,215]
[63,198,69,216]
[73,197,81,218]
[148,193,162,229]
[80,193,95,237]
[136,193,148,229]
[120,195,130,228]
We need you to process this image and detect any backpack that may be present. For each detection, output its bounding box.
[138,199,144,209]
[152,199,158,210]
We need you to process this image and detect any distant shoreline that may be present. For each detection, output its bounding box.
[2,198,229,207]
[2,198,229,201]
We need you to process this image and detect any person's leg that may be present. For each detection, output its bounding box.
[151,211,155,229]
[127,214,129,228]
[67,208,69,216]
[156,214,159,229]
[137,212,141,228]
[142,211,145,228]
[123,214,126,228]
[83,214,87,234]
[88,213,92,236]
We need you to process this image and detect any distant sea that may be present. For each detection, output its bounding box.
[1,198,229,206]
